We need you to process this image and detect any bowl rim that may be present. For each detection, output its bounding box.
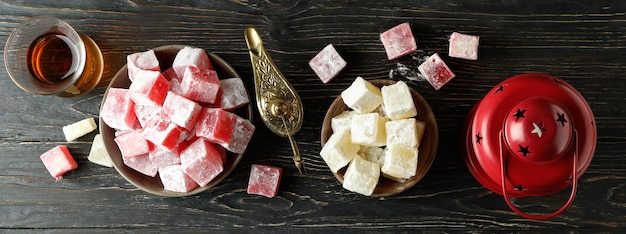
[320,79,439,197]
[99,44,252,197]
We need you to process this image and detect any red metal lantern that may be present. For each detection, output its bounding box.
[463,73,596,220]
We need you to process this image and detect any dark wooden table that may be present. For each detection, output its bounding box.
[1,1,625,232]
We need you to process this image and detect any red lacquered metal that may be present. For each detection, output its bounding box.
[463,73,596,220]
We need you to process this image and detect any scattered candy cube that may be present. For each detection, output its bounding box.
[161,91,202,131]
[101,88,138,131]
[380,22,417,60]
[172,46,213,79]
[88,134,113,168]
[350,113,388,147]
[129,70,170,106]
[180,138,224,186]
[448,32,479,60]
[40,145,78,179]
[418,53,456,90]
[309,43,347,83]
[381,81,417,120]
[159,164,199,193]
[62,117,97,142]
[381,146,418,180]
[127,50,160,82]
[218,78,250,111]
[320,130,360,173]
[181,67,220,104]
[386,118,418,148]
[247,164,282,198]
[343,156,380,196]
[340,77,383,114]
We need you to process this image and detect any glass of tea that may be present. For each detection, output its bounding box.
[4,16,104,97]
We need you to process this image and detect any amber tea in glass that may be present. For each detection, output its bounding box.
[4,16,103,97]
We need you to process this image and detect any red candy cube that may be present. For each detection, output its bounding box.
[380,22,417,60]
[225,117,255,154]
[40,145,78,179]
[123,152,158,177]
[114,129,150,158]
[159,164,199,193]
[149,143,182,169]
[418,53,456,90]
[127,50,160,82]
[162,67,178,81]
[180,138,224,186]
[141,114,186,150]
[218,78,250,111]
[161,91,202,131]
[181,67,221,104]
[247,164,282,198]
[172,46,213,79]
[101,88,138,131]
[308,43,346,83]
[129,70,170,106]
[195,108,236,148]
[134,105,161,128]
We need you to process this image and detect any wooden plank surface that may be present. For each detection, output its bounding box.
[0,0,625,231]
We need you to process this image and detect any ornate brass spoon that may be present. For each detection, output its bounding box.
[244,27,305,174]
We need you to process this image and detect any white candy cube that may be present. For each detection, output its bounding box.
[331,110,357,134]
[386,118,418,148]
[381,81,416,120]
[87,134,113,167]
[449,32,479,60]
[381,146,418,180]
[358,146,385,167]
[320,130,360,172]
[342,156,380,196]
[341,77,383,114]
[350,113,388,147]
[63,117,97,142]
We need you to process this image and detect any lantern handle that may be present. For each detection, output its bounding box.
[499,130,578,220]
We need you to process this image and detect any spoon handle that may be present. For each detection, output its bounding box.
[287,133,305,175]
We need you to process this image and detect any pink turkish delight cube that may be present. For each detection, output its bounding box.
[247,164,282,198]
[159,164,199,193]
[380,22,417,60]
[161,91,202,130]
[218,78,250,111]
[101,88,138,131]
[181,67,221,104]
[134,105,161,128]
[418,53,456,90]
[149,143,182,169]
[180,138,224,186]
[129,70,170,106]
[172,46,213,79]
[127,50,160,82]
[141,114,186,150]
[449,32,479,60]
[114,129,150,159]
[123,152,158,177]
[162,67,178,81]
[308,43,346,83]
[168,77,184,96]
[225,116,255,154]
[40,145,78,179]
[195,108,236,148]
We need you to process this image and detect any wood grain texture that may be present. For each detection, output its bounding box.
[0,0,625,231]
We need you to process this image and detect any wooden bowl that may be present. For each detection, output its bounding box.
[321,79,438,197]
[99,45,251,197]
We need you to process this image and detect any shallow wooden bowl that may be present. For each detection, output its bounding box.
[321,79,438,197]
[99,45,251,197]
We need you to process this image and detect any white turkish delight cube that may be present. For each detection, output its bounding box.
[350,112,388,147]
[342,155,380,196]
[358,146,385,167]
[320,130,360,173]
[381,146,418,180]
[386,118,418,148]
[340,77,383,114]
[381,81,417,120]
[331,110,357,134]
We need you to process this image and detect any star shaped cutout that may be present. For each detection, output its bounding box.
[518,145,531,157]
[556,112,568,127]
[531,122,545,138]
[475,132,483,145]
[495,85,505,93]
[514,184,524,191]
[513,108,526,121]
